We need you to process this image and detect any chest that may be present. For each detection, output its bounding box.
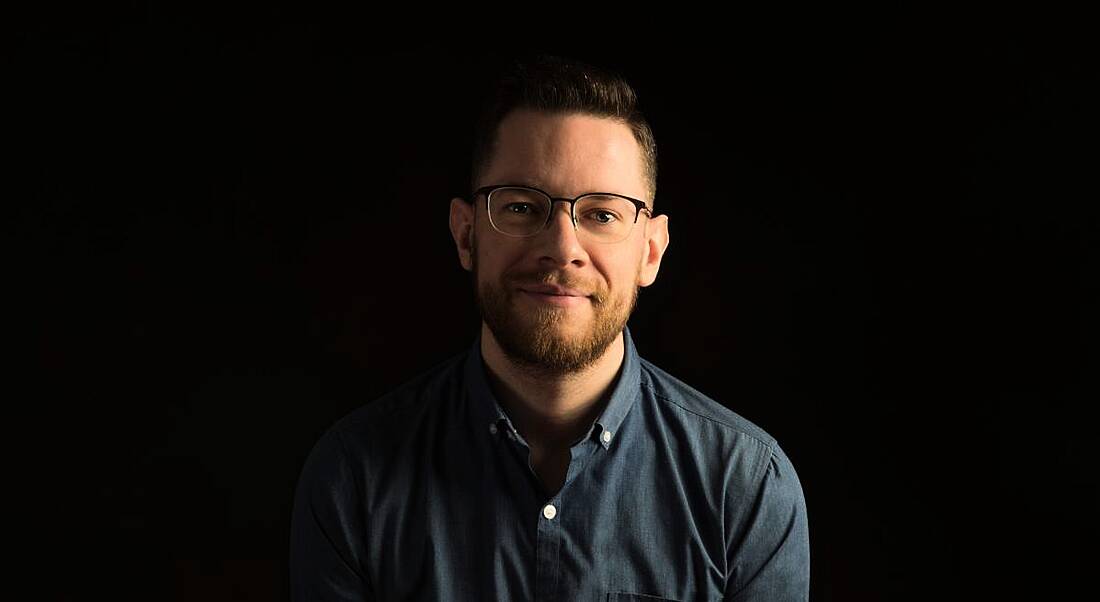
[365,438,730,601]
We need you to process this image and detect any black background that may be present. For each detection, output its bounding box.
[16,8,1097,601]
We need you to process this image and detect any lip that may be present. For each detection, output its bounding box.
[519,283,588,297]
[517,283,590,307]
[519,289,589,307]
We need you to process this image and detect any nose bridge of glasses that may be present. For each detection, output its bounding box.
[546,196,579,228]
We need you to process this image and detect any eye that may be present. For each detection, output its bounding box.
[505,203,535,214]
[584,209,621,224]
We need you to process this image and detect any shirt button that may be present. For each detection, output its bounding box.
[542,504,557,520]
[489,423,498,435]
[602,430,612,443]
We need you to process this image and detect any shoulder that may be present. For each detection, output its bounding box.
[321,350,468,458]
[637,357,795,486]
[639,357,777,447]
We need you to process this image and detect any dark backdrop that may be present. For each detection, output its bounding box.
[17,12,1096,602]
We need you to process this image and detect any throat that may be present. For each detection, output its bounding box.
[530,445,570,495]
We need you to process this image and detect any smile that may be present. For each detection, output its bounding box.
[519,289,588,307]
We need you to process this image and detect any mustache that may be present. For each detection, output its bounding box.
[512,273,587,290]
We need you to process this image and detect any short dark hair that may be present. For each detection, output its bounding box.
[469,53,659,212]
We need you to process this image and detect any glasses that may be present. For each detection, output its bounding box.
[472,184,653,244]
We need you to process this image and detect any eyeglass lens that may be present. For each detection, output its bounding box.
[488,188,638,242]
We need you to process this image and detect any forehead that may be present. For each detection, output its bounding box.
[485,109,647,198]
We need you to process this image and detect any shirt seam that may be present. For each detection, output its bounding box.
[641,379,776,452]
[726,447,777,597]
[354,352,467,423]
[332,427,372,589]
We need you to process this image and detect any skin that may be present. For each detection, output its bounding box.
[448,108,670,494]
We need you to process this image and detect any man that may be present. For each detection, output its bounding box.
[290,54,810,601]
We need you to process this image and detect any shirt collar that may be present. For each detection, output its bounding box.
[463,324,642,450]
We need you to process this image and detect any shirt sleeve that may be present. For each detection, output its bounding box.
[725,442,810,601]
[289,428,374,601]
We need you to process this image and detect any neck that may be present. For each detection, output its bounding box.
[479,323,625,451]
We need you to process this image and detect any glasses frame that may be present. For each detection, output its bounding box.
[470,184,654,244]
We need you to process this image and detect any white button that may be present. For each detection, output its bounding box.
[507,430,516,440]
[489,423,498,435]
[542,504,557,520]
[602,430,612,443]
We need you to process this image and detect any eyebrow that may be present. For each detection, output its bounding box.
[511,180,554,192]
[509,182,636,199]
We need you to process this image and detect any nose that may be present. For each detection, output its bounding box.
[547,199,577,230]
[533,199,588,266]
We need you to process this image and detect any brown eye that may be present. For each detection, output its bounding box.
[506,203,535,214]
[590,210,618,224]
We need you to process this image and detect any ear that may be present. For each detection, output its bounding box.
[449,196,475,272]
[637,214,670,287]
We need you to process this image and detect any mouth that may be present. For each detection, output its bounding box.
[518,288,589,307]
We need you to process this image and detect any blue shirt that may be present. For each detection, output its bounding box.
[290,325,809,601]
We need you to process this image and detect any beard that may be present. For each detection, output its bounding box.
[470,230,639,377]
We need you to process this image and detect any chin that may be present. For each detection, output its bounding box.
[529,310,586,327]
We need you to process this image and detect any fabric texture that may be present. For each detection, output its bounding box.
[290,325,809,601]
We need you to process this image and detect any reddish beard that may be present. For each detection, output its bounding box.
[469,236,638,376]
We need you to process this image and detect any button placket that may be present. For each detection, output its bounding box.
[535,495,562,600]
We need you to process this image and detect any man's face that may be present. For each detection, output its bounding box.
[450,109,670,376]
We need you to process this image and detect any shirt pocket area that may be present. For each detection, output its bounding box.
[606,593,682,601]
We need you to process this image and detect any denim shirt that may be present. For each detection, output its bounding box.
[290,325,809,601]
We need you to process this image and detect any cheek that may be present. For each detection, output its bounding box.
[605,255,643,288]
[472,247,510,286]
[615,270,639,294]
